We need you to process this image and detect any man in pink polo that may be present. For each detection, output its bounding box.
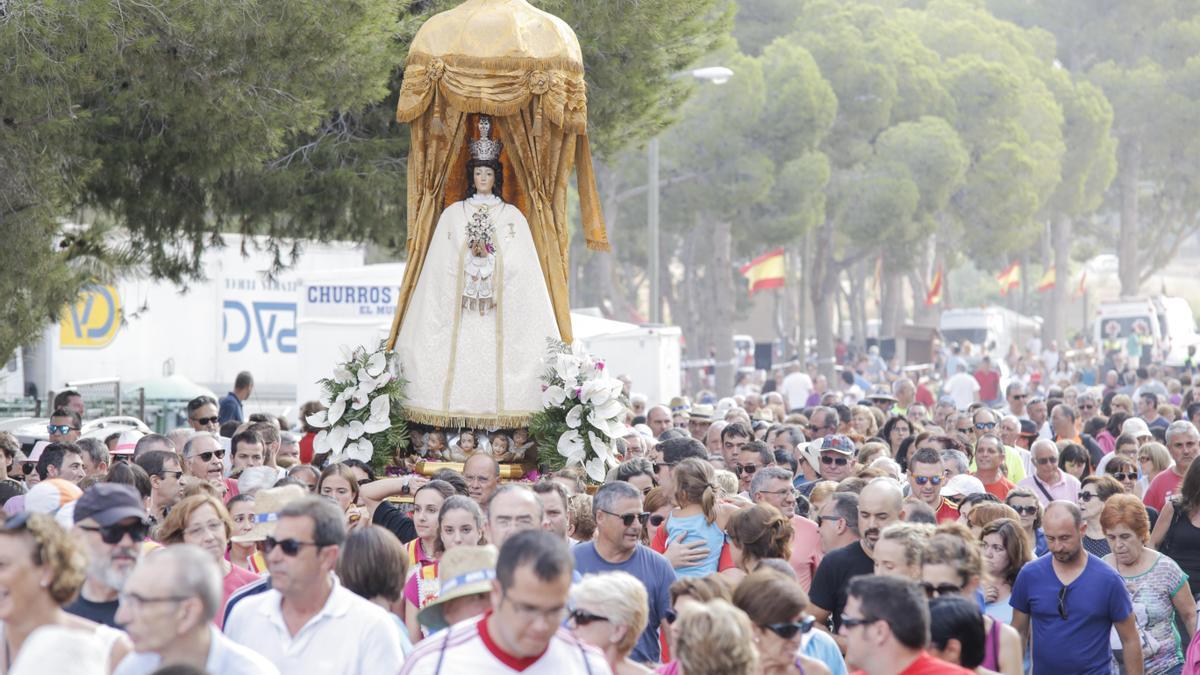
[750,466,822,591]
[1017,439,1080,505]
[1143,421,1200,511]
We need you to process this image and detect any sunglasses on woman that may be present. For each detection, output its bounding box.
[762,616,816,639]
[648,514,666,527]
[570,609,609,626]
[1110,472,1135,482]
[920,582,962,598]
[1010,505,1038,516]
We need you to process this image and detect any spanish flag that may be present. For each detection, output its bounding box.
[925,268,943,306]
[740,248,786,296]
[1037,267,1056,292]
[996,262,1021,295]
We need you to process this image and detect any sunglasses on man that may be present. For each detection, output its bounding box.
[191,449,226,462]
[734,463,759,476]
[78,520,150,545]
[263,536,323,557]
[912,475,943,486]
[820,455,850,466]
[600,510,650,527]
[191,416,219,426]
[47,424,78,435]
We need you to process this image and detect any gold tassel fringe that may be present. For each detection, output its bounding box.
[403,405,533,430]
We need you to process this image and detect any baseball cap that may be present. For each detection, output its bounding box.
[1121,417,1152,440]
[819,435,855,456]
[73,483,149,526]
[25,479,83,515]
[940,474,986,498]
[112,430,144,457]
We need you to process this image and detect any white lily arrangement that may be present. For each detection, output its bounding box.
[306,340,408,471]
[531,339,626,482]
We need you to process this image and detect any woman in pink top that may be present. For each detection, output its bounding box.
[156,493,260,628]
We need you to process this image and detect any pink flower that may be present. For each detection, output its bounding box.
[596,361,605,371]
[541,384,548,391]
[575,388,583,397]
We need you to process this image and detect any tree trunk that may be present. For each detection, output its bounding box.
[1118,138,1142,297]
[879,259,903,337]
[811,219,837,379]
[796,231,811,363]
[1047,216,1071,346]
[712,219,736,394]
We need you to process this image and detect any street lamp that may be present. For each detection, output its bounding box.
[647,66,734,324]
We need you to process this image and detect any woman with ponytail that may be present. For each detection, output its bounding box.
[654,458,729,577]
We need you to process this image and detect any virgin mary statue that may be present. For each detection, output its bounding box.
[394,115,560,429]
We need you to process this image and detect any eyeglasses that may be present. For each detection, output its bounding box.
[652,462,676,474]
[920,582,962,598]
[913,475,943,486]
[839,615,879,630]
[47,424,78,435]
[821,455,850,466]
[184,519,226,539]
[1077,492,1099,502]
[649,514,666,527]
[734,464,759,476]
[974,422,997,431]
[191,416,219,426]
[818,515,844,525]
[118,591,192,612]
[20,463,35,476]
[956,427,972,434]
[1110,472,1135,482]
[569,609,610,626]
[600,510,650,527]
[1034,456,1057,465]
[1057,585,1069,620]
[1010,505,1038,516]
[157,470,183,480]
[758,488,797,499]
[263,536,322,556]
[79,521,150,545]
[762,616,815,640]
[191,449,226,462]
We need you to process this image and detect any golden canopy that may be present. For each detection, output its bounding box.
[386,0,608,352]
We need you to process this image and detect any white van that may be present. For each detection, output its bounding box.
[939,306,1043,366]
[1093,296,1200,367]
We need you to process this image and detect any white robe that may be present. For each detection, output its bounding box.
[396,194,560,428]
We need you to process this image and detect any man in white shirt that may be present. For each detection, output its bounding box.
[224,496,404,674]
[114,545,279,675]
[780,361,814,413]
[401,529,611,674]
[943,363,979,410]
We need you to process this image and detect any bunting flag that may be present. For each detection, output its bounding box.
[1037,267,1056,292]
[996,262,1021,295]
[925,268,943,306]
[739,248,786,296]
[1074,270,1087,298]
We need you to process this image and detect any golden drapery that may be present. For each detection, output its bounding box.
[386,0,608,352]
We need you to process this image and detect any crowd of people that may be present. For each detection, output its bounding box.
[2,344,1200,675]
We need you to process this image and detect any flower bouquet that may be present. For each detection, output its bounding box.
[305,340,408,473]
[530,339,627,482]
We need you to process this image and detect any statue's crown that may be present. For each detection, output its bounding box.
[469,115,503,162]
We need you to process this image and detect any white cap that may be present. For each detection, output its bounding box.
[26,441,50,463]
[1121,417,1152,440]
[940,474,986,498]
[112,430,144,456]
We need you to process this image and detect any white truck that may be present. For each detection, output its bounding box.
[1093,296,1200,367]
[939,306,1043,367]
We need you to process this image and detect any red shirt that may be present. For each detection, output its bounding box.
[852,652,973,675]
[978,474,1016,500]
[975,370,1000,402]
[935,500,960,524]
[1144,469,1184,511]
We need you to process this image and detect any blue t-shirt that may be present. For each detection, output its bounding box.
[1009,553,1132,674]
[218,391,243,423]
[803,629,848,675]
[574,542,675,664]
[663,512,723,578]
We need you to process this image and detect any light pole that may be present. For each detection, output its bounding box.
[647,66,734,325]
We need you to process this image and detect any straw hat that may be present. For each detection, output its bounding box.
[417,545,499,632]
[230,484,308,543]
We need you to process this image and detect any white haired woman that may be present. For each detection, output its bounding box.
[569,571,652,674]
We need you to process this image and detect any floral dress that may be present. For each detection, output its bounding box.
[1109,551,1189,675]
